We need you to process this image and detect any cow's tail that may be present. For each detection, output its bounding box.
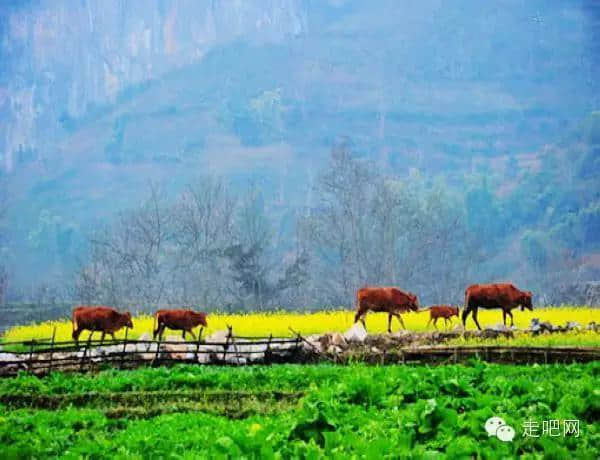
[354,290,361,323]
[462,289,471,325]
[71,309,79,342]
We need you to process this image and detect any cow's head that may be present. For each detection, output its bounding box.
[123,311,134,328]
[198,312,208,327]
[520,291,533,311]
[408,293,420,312]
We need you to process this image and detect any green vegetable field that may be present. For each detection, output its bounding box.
[0,362,598,459]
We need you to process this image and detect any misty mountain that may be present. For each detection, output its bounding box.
[0,0,599,298]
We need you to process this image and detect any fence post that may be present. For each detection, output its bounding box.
[80,333,92,372]
[265,333,273,364]
[194,327,203,363]
[48,326,57,374]
[222,326,231,363]
[229,326,241,365]
[153,332,162,366]
[27,339,36,375]
[294,333,301,359]
[120,327,129,370]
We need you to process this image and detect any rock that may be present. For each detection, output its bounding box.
[452,324,465,333]
[479,329,501,339]
[136,333,153,352]
[197,352,211,364]
[0,352,20,362]
[586,321,600,332]
[205,330,230,344]
[390,330,413,339]
[371,347,381,354]
[237,343,267,355]
[343,323,368,342]
[491,323,511,333]
[326,345,342,354]
[531,318,554,334]
[330,332,347,348]
[224,355,247,365]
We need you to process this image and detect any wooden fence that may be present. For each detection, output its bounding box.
[0,326,305,377]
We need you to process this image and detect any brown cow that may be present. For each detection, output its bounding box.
[72,306,133,343]
[462,283,533,330]
[425,305,459,329]
[153,309,208,341]
[354,286,419,332]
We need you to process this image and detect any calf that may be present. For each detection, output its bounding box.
[425,305,459,329]
[153,309,208,341]
[72,306,133,343]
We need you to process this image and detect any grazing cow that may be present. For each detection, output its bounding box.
[153,309,208,341]
[462,283,533,330]
[72,306,133,343]
[354,286,419,333]
[425,305,459,329]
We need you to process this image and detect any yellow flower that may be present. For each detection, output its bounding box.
[2,307,598,347]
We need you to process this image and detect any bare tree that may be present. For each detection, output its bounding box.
[301,145,479,306]
[77,183,173,308]
[225,184,309,310]
[170,177,236,307]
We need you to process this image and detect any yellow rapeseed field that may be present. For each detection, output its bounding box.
[2,307,598,347]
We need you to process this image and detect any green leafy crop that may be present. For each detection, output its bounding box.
[0,362,598,458]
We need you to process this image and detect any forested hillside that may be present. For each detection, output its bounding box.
[0,1,598,309]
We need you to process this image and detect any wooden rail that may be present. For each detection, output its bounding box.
[0,329,305,377]
[1,332,599,377]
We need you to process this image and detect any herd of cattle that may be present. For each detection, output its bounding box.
[71,282,533,342]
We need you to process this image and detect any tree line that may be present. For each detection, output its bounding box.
[73,144,496,311]
[2,138,598,312]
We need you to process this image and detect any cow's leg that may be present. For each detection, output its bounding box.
[355,310,367,329]
[100,331,105,343]
[444,318,449,330]
[394,313,406,330]
[187,329,197,341]
[427,317,432,328]
[432,317,438,329]
[182,330,186,340]
[72,327,81,343]
[472,308,482,331]
[462,307,471,327]
[502,310,507,326]
[110,332,116,341]
[153,322,161,340]
[507,310,514,327]
[387,313,393,333]
[354,308,367,329]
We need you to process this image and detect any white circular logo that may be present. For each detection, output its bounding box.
[485,417,506,436]
[496,425,516,442]
[484,416,515,442]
